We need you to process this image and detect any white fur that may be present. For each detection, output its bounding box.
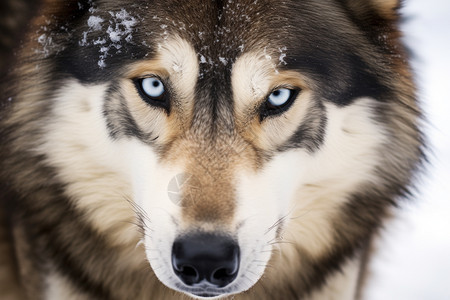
[231,51,276,108]
[129,143,185,290]
[233,98,387,294]
[39,81,141,246]
[38,79,186,296]
[45,271,89,300]
[158,36,199,112]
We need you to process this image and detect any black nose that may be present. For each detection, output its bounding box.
[172,233,240,288]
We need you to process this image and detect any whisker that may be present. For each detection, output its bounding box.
[265,214,288,235]
[289,208,314,220]
[259,249,273,253]
[268,239,295,245]
[264,202,302,236]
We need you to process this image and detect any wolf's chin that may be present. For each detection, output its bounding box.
[176,287,240,300]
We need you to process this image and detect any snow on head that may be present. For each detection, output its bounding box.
[219,57,228,66]
[278,46,287,65]
[87,16,104,31]
[106,9,137,43]
[78,8,138,68]
[37,33,52,57]
[35,26,60,58]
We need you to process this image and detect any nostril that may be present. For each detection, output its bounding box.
[210,267,236,285]
[212,268,229,280]
[177,265,199,284]
[181,265,197,278]
[210,250,239,287]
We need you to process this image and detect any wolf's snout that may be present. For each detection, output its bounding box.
[171,233,240,288]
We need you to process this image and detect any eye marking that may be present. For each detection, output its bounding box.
[141,77,165,99]
[260,87,300,120]
[134,76,170,112]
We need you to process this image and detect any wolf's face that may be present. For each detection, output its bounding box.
[23,0,420,299]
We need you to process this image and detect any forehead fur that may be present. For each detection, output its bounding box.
[27,0,408,110]
[33,0,401,90]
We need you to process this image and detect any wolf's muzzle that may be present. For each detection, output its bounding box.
[172,233,240,288]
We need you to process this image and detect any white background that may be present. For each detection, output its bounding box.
[366,0,450,299]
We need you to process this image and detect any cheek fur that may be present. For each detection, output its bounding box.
[234,97,387,272]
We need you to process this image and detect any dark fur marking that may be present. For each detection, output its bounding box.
[279,99,328,153]
[103,82,157,143]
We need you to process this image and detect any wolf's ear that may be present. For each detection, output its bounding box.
[338,0,404,52]
[340,0,402,21]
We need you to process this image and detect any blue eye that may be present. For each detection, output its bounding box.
[267,88,292,107]
[141,77,165,99]
[260,87,299,120]
[135,77,170,111]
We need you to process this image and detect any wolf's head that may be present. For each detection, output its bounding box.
[5,0,422,298]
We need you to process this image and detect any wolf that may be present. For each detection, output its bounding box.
[0,0,423,299]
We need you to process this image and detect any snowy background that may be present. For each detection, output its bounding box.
[366,0,450,299]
